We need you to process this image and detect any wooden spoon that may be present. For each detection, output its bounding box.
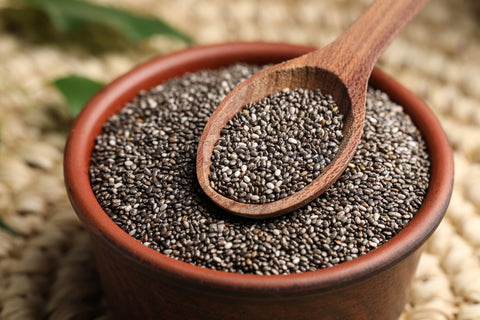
[196,0,429,219]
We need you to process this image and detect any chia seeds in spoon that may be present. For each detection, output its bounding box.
[209,88,344,204]
[89,64,430,275]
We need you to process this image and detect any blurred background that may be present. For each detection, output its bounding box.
[0,0,479,319]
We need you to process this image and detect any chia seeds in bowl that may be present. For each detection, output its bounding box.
[89,64,430,275]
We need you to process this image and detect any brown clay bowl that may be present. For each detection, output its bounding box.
[64,42,454,320]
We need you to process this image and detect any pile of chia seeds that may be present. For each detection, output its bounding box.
[90,64,430,275]
[209,88,343,204]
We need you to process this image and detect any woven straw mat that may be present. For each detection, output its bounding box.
[0,0,479,319]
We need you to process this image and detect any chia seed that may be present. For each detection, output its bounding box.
[209,88,343,204]
[89,64,431,275]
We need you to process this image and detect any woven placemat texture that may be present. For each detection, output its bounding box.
[1,0,479,319]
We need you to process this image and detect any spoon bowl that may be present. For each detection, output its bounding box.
[197,61,361,218]
[197,0,429,218]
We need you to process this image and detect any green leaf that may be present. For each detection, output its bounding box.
[53,75,104,117]
[0,217,17,236]
[18,0,192,44]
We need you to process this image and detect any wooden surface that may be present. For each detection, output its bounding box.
[196,0,429,218]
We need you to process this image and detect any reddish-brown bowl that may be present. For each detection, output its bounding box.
[64,42,454,320]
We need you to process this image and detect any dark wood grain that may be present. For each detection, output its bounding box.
[196,0,429,218]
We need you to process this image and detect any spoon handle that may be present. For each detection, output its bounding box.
[317,0,429,82]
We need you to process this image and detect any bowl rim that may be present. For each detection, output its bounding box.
[64,41,453,294]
